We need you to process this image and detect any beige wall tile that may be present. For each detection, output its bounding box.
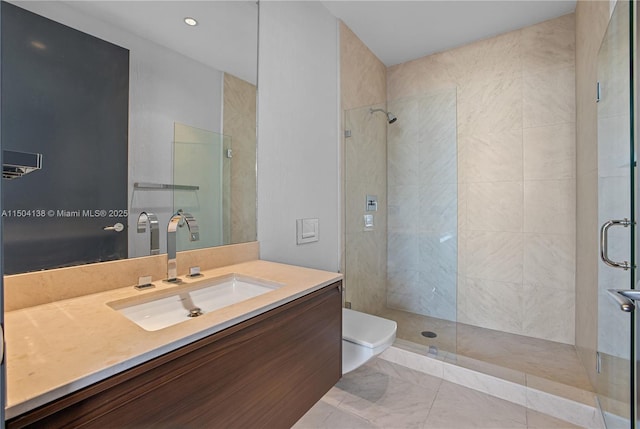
[523,284,575,347]
[522,13,575,76]
[458,277,524,335]
[598,175,631,221]
[467,182,523,232]
[457,220,467,276]
[345,230,387,314]
[524,123,576,180]
[597,17,631,120]
[340,21,387,312]
[597,114,631,178]
[387,52,456,102]
[457,77,523,136]
[418,91,457,185]
[575,169,599,374]
[224,73,257,244]
[466,231,523,283]
[523,67,575,128]
[418,231,458,275]
[524,179,576,235]
[388,231,419,271]
[463,129,523,182]
[345,105,388,185]
[340,22,387,110]
[418,138,457,186]
[418,183,458,233]
[388,142,420,186]
[443,30,522,85]
[388,184,418,232]
[523,233,575,291]
[388,271,456,321]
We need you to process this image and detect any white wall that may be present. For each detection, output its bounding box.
[257,2,340,272]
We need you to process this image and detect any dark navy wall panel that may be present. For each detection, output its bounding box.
[1,2,129,274]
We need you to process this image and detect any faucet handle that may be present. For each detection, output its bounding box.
[188,266,202,278]
[135,275,155,290]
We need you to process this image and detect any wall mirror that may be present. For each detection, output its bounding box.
[1,1,258,274]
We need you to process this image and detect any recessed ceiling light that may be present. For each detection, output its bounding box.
[30,40,46,50]
[184,17,198,27]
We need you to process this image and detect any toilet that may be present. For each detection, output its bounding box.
[342,308,397,374]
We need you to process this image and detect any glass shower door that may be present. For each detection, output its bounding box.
[344,89,458,356]
[597,1,635,427]
[173,123,231,250]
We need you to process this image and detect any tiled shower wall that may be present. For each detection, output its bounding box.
[575,0,610,388]
[387,14,577,344]
[340,23,388,314]
[223,73,257,245]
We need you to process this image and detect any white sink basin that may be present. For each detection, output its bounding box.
[108,274,283,331]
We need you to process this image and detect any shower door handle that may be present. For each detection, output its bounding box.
[607,289,640,312]
[600,218,632,270]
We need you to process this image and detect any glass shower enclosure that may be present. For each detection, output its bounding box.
[173,122,232,251]
[344,88,458,355]
[596,1,636,427]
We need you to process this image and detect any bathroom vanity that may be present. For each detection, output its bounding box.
[4,248,342,428]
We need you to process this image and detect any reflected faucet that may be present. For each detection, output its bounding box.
[166,210,199,282]
[137,211,160,255]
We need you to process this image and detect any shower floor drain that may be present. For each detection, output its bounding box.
[421,331,437,338]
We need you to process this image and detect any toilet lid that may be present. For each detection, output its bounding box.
[343,308,397,349]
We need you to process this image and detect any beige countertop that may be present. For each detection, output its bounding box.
[5,260,342,419]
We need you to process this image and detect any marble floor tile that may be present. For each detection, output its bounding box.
[292,400,377,429]
[422,380,527,428]
[526,409,583,429]
[295,357,590,429]
[364,357,444,392]
[334,364,439,428]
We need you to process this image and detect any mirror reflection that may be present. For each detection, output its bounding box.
[1,1,258,274]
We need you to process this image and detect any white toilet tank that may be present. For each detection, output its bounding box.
[342,308,397,374]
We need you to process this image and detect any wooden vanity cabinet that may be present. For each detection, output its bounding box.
[8,281,342,429]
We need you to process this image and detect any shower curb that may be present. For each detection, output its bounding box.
[379,345,605,429]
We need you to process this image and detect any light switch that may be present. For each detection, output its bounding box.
[364,214,374,230]
[296,218,319,245]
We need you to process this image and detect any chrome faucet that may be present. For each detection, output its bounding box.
[137,211,160,255]
[166,210,199,282]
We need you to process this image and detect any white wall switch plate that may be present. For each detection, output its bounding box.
[364,214,374,229]
[296,218,319,244]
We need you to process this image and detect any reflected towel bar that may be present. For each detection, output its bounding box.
[134,182,199,191]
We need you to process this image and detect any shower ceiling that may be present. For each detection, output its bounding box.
[322,0,577,66]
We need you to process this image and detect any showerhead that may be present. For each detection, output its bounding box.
[370,108,398,124]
